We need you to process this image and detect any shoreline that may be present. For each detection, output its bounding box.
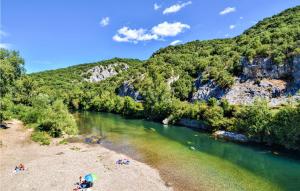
[0,120,173,191]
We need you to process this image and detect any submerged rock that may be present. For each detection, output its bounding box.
[189,146,196,150]
[213,130,248,143]
[84,135,103,144]
[177,118,207,130]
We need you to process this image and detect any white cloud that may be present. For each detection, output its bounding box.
[113,27,158,43]
[219,7,236,15]
[163,1,192,15]
[0,43,11,49]
[240,16,243,20]
[170,40,182,46]
[100,17,110,27]
[229,25,236,29]
[152,22,190,37]
[225,34,230,37]
[154,3,161,10]
[113,22,190,43]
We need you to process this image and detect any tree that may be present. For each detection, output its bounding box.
[14,76,37,105]
[270,104,300,150]
[0,49,24,124]
[123,96,143,116]
[236,100,272,142]
[0,49,24,96]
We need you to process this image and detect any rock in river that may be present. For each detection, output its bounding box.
[213,130,248,143]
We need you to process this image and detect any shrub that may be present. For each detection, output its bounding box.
[270,104,300,150]
[236,100,272,142]
[31,131,51,145]
[0,96,14,123]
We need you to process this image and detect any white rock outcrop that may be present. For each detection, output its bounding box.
[192,55,300,106]
[118,81,143,101]
[83,63,129,82]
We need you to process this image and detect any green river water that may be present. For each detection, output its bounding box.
[75,112,300,191]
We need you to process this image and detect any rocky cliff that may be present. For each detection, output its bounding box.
[241,57,292,79]
[83,63,129,82]
[192,55,300,106]
[118,81,143,101]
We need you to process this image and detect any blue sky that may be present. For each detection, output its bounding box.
[1,0,299,73]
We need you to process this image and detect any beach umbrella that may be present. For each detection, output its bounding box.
[84,173,97,182]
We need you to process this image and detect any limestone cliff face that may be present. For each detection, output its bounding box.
[191,77,225,101]
[223,78,298,106]
[241,57,293,79]
[118,81,143,101]
[191,55,300,106]
[293,55,300,84]
[83,63,129,82]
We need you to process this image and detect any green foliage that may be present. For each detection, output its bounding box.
[0,48,25,96]
[31,131,51,145]
[123,96,143,116]
[236,100,273,141]
[270,104,300,150]
[0,96,14,122]
[171,75,193,100]
[14,76,37,105]
[37,99,78,137]
[59,139,68,145]
[10,95,77,137]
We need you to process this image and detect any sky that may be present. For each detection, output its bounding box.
[1,0,299,73]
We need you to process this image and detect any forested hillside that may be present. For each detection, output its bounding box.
[33,6,300,100]
[2,6,299,150]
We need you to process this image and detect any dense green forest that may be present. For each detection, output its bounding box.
[1,6,300,149]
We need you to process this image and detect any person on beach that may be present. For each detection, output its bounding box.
[19,163,25,170]
[14,163,25,173]
[14,166,20,173]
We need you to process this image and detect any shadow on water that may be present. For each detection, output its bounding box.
[75,111,300,191]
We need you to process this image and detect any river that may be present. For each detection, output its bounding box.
[75,111,300,191]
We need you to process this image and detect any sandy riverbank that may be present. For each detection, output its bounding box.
[0,120,172,191]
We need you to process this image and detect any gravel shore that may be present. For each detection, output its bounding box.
[0,120,172,191]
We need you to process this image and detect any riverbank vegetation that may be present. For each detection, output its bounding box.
[1,6,300,149]
[0,49,77,145]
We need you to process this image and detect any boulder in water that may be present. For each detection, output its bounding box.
[213,130,248,143]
